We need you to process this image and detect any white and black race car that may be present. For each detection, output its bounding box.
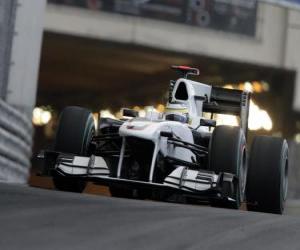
[39,66,289,214]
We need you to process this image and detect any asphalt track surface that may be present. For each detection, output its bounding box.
[0,183,300,250]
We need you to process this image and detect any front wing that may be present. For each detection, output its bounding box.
[39,151,237,202]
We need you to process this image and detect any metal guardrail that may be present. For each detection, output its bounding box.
[0,99,33,183]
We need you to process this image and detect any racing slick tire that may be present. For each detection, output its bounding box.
[246,136,288,214]
[209,126,247,209]
[53,106,95,193]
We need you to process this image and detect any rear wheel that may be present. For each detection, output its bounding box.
[246,136,288,214]
[53,106,95,193]
[209,126,247,209]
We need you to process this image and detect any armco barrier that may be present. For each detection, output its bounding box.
[0,99,32,183]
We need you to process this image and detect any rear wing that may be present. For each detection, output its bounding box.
[203,87,250,134]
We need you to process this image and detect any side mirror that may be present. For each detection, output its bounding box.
[122,108,138,118]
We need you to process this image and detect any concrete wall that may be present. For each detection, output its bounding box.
[6,0,46,115]
[0,0,46,183]
[44,1,300,111]
[44,3,284,67]
[0,0,17,98]
[285,9,300,113]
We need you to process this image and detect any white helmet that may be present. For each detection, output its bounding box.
[165,103,189,123]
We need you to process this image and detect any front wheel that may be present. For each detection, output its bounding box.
[53,106,95,193]
[209,126,247,209]
[246,136,288,214]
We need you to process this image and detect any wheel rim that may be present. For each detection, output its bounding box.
[83,116,95,156]
[239,147,247,202]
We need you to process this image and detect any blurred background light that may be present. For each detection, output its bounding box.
[32,107,52,126]
[216,114,239,127]
[294,133,300,144]
[243,81,253,93]
[248,100,273,131]
[222,81,273,131]
[100,110,116,119]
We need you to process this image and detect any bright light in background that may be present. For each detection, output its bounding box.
[216,114,239,127]
[156,104,165,113]
[213,100,273,131]
[294,133,300,144]
[222,81,273,131]
[100,110,116,119]
[243,81,253,93]
[139,110,146,117]
[235,81,269,94]
[92,113,99,130]
[32,107,52,126]
[248,100,272,131]
[216,100,273,131]
[41,111,51,124]
[224,84,234,89]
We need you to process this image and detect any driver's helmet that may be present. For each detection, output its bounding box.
[165,103,189,123]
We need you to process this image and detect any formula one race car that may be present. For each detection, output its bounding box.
[39,66,289,214]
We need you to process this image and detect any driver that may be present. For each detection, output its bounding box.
[164,103,189,124]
